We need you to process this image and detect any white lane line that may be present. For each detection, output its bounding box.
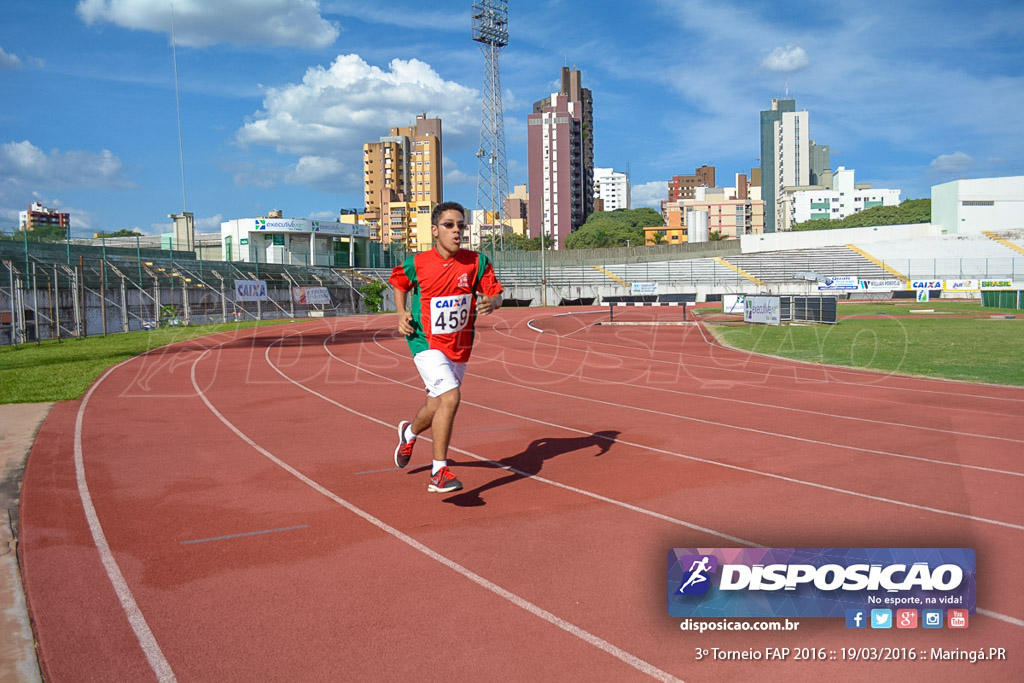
[354,466,402,475]
[360,330,1024,531]
[180,525,309,545]
[374,329,1024,477]
[76,362,177,683]
[69,326,282,682]
[274,337,757,546]
[977,608,1024,627]
[188,344,682,682]
[473,364,1024,477]
[321,327,1024,626]
[501,311,1024,405]
[491,317,1024,440]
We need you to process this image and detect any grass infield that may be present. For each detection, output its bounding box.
[0,321,292,404]
[706,300,1024,387]
[2,302,1022,404]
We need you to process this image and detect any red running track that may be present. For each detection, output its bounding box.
[19,307,1024,682]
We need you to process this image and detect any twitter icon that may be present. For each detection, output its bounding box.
[870,609,893,629]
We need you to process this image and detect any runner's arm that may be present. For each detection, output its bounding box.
[394,288,415,335]
[475,259,503,316]
[476,293,502,315]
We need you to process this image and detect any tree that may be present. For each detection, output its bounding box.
[650,232,667,245]
[27,225,68,242]
[792,198,930,231]
[564,208,661,249]
[482,232,550,252]
[359,280,388,313]
[95,229,144,238]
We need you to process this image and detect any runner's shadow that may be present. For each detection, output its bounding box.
[442,430,620,507]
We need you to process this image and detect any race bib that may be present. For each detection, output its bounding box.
[430,294,471,334]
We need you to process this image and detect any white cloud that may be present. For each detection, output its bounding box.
[232,164,281,189]
[194,213,225,231]
[284,155,347,189]
[235,54,478,192]
[76,0,339,48]
[0,141,128,188]
[631,180,669,210]
[443,156,474,187]
[0,142,133,231]
[929,152,973,175]
[0,142,132,222]
[762,45,810,72]
[0,46,22,70]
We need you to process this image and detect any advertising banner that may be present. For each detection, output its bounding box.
[859,279,904,291]
[631,282,658,295]
[668,547,976,619]
[909,280,942,290]
[234,280,268,301]
[723,294,745,314]
[817,276,859,290]
[291,286,331,305]
[943,280,981,292]
[744,296,781,325]
[980,280,1016,290]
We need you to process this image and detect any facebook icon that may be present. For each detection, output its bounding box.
[845,609,867,629]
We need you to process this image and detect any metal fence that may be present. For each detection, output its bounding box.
[0,235,374,345]
[4,231,1023,345]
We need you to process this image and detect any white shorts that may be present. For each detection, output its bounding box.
[413,349,467,398]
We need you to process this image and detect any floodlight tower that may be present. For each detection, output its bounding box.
[472,1,509,255]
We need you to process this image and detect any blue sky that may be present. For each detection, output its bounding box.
[1,0,1022,236]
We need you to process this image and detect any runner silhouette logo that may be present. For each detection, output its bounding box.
[677,555,718,595]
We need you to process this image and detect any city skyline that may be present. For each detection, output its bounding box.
[1,0,1022,237]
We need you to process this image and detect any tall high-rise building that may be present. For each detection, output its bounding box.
[776,109,810,193]
[363,114,442,216]
[362,114,442,250]
[759,97,795,233]
[528,67,594,249]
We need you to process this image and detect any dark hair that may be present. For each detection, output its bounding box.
[431,201,466,226]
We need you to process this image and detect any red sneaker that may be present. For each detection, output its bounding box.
[394,421,415,468]
[427,466,463,493]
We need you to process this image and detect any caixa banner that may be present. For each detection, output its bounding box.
[667,548,975,618]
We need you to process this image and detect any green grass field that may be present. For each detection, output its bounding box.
[706,301,1024,386]
[2,302,1022,404]
[0,321,291,404]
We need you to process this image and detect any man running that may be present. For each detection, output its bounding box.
[389,202,504,493]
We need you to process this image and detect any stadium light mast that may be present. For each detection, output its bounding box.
[472,1,509,259]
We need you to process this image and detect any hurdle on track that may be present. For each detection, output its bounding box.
[604,294,695,322]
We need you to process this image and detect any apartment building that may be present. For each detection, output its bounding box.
[778,167,901,231]
[363,114,442,251]
[669,165,715,202]
[528,67,594,249]
[594,168,630,211]
[19,201,70,235]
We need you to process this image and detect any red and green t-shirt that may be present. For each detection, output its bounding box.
[389,248,503,363]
